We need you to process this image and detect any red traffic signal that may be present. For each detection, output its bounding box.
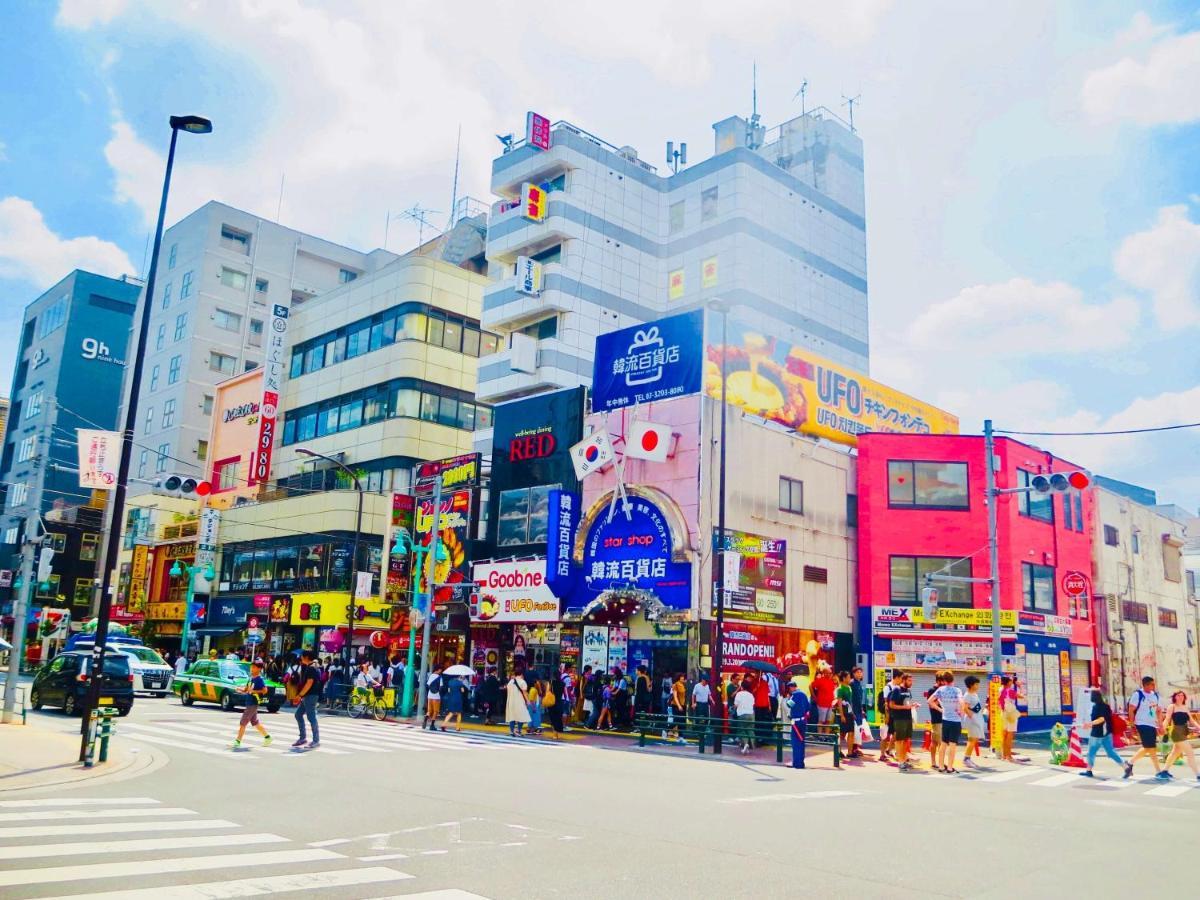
[1067,471,1090,490]
[1031,471,1090,493]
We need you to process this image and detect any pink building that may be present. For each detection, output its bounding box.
[857,433,1098,730]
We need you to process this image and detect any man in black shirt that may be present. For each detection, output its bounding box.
[888,672,917,771]
[291,648,321,750]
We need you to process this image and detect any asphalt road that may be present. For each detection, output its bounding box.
[4,693,1197,899]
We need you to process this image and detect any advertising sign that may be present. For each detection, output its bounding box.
[470,559,559,623]
[712,623,819,675]
[1018,611,1073,637]
[250,303,289,484]
[414,490,473,606]
[516,256,543,296]
[581,497,690,610]
[591,310,704,412]
[77,429,120,489]
[526,111,552,150]
[872,605,1017,634]
[545,490,579,597]
[415,453,481,490]
[582,625,609,673]
[269,596,291,623]
[704,313,959,447]
[1061,571,1088,597]
[128,545,150,613]
[195,508,220,570]
[711,529,786,624]
[384,493,415,606]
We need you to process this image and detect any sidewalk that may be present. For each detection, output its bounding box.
[0,720,164,793]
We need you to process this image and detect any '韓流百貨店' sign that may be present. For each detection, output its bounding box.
[581,497,690,610]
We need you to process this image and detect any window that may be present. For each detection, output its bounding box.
[442,319,463,352]
[887,460,969,509]
[346,321,370,359]
[480,332,500,356]
[803,565,828,584]
[462,327,481,358]
[1131,532,1140,554]
[339,268,358,284]
[168,355,181,384]
[214,308,242,331]
[155,443,169,472]
[155,324,166,351]
[36,574,60,599]
[8,482,28,508]
[161,282,172,310]
[1072,494,1083,533]
[168,243,178,268]
[497,484,559,546]
[1075,592,1090,621]
[1121,600,1149,624]
[846,493,859,528]
[209,352,236,375]
[1158,607,1179,629]
[149,364,160,391]
[180,270,194,298]
[174,312,188,341]
[778,477,804,514]
[519,316,558,341]
[220,225,251,254]
[531,243,562,264]
[219,268,248,290]
[1017,471,1053,522]
[196,440,208,461]
[1163,536,1183,583]
[73,578,94,606]
[162,400,176,428]
[3,527,17,545]
[37,295,68,337]
[1022,563,1056,613]
[1103,525,1119,547]
[248,318,263,347]
[255,278,269,295]
[426,315,444,348]
[137,450,148,477]
[80,533,99,561]
[17,436,36,462]
[202,395,214,416]
[47,533,66,552]
[1062,494,1073,531]
[701,186,718,222]
[244,359,258,371]
[214,457,241,492]
[143,407,154,434]
[25,391,42,418]
[889,556,973,607]
[669,200,685,234]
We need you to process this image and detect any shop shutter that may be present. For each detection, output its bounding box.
[1070,661,1092,717]
[908,671,939,725]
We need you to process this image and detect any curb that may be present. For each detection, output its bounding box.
[0,725,169,794]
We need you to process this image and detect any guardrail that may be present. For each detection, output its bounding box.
[633,713,841,767]
[0,679,28,724]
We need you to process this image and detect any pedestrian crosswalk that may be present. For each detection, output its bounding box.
[0,795,493,900]
[944,763,1200,800]
[116,712,565,762]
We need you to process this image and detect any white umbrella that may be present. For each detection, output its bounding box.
[0,636,11,651]
[443,664,474,677]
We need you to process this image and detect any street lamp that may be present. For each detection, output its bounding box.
[296,448,363,667]
[80,113,211,761]
[169,559,214,660]
[707,298,734,753]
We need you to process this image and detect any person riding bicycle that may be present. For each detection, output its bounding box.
[354,662,383,698]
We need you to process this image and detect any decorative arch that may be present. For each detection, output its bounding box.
[571,484,693,565]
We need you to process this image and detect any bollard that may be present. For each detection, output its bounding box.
[97,707,116,763]
[776,726,784,764]
[833,734,841,769]
[638,724,646,747]
[83,708,99,768]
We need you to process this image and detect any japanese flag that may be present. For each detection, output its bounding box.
[624,420,672,463]
[570,429,614,479]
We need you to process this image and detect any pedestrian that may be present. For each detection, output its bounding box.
[560,663,575,726]
[836,670,857,758]
[666,672,687,744]
[505,669,531,737]
[888,671,917,771]
[527,676,544,735]
[423,664,444,731]
[1124,675,1166,780]
[174,652,189,676]
[290,649,321,750]
[544,673,565,741]
[387,655,406,714]
[597,676,614,731]
[812,665,837,724]
[612,667,630,729]
[999,675,1020,761]
[581,665,596,727]
[930,672,964,774]
[786,682,811,769]
[1161,691,1199,780]
[479,666,500,724]
[659,671,672,714]
[961,675,986,769]
[635,665,653,717]
[1079,688,1126,778]
[733,678,756,754]
[766,670,781,722]
[232,661,272,750]
[878,671,901,762]
[849,666,866,759]
[752,671,772,747]
[925,671,947,769]
[691,674,713,736]
[440,676,466,732]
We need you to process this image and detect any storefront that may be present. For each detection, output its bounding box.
[197,593,271,656]
[702,621,845,688]
[287,591,394,661]
[469,558,562,676]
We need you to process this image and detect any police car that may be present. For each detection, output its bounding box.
[172,659,283,713]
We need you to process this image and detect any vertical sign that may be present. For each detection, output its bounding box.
[77,429,121,489]
[195,507,220,570]
[545,490,579,597]
[516,256,543,296]
[128,546,150,613]
[521,183,547,222]
[526,111,551,150]
[384,493,415,605]
[250,303,289,485]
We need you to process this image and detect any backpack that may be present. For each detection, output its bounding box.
[429,675,443,696]
[877,684,892,714]
[583,677,596,701]
[1130,690,1147,718]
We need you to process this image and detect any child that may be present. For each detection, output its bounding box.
[233,661,272,750]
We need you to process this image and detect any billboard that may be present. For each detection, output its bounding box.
[711,529,786,624]
[77,429,120,490]
[251,303,289,484]
[414,490,473,607]
[591,310,703,412]
[704,315,958,447]
[471,559,559,623]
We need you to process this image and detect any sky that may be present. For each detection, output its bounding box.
[1,0,1198,509]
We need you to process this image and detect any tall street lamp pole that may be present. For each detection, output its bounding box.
[296,448,363,666]
[79,114,211,761]
[170,559,214,661]
[707,299,732,754]
[415,475,444,722]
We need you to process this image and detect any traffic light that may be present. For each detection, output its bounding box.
[1031,471,1090,493]
[521,182,547,222]
[153,473,212,498]
[921,585,939,620]
[36,546,55,583]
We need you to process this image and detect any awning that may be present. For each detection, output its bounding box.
[190,627,241,637]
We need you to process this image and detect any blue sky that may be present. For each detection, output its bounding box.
[1,0,1198,508]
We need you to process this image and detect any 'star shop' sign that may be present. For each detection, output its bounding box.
[582,496,690,610]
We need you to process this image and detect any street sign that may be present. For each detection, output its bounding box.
[245,632,263,645]
[246,616,261,630]
[721,551,740,587]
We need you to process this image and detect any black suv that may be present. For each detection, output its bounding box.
[30,651,135,716]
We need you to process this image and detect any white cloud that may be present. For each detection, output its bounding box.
[1113,205,1200,328]
[0,196,135,289]
[1081,20,1200,125]
[56,0,127,29]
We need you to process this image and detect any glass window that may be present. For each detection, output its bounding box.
[397,312,426,342]
[887,461,968,509]
[282,418,296,446]
[339,396,362,431]
[73,578,94,606]
[528,484,556,544]
[1022,563,1056,612]
[290,351,304,378]
[1073,494,1083,533]
[392,388,420,419]
[202,395,214,415]
[442,320,463,352]
[231,550,256,587]
[498,488,531,546]
[437,396,458,427]
[174,312,188,341]
[303,343,325,374]
[197,439,208,461]
[215,458,240,491]
[1017,471,1053,522]
[209,352,236,374]
[346,322,370,358]
[80,534,100,561]
[458,402,477,431]
[669,200,685,234]
[480,332,500,356]
[255,278,268,294]
[890,556,972,607]
[220,268,248,290]
[162,400,176,428]
[701,186,718,222]
[180,271,193,298]
[156,443,169,472]
[220,226,251,254]
[420,392,439,422]
[476,405,494,430]
[316,402,339,437]
[161,282,171,310]
[462,327,481,357]
[168,355,181,384]
[1103,524,1119,546]
[364,388,388,424]
[168,243,177,269]
[297,410,317,442]
[339,268,357,283]
[248,319,263,347]
[325,335,346,365]
[156,324,166,351]
[273,545,299,589]
[251,549,275,588]
[426,314,445,347]
[1062,493,1074,531]
[149,365,160,391]
[137,450,148,477]
[779,477,803,514]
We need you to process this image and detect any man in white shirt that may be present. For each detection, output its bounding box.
[174,653,189,675]
[1125,675,1165,780]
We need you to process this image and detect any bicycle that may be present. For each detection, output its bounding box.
[348,686,389,721]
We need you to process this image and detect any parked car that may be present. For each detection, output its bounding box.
[116,645,174,696]
[173,659,283,713]
[29,651,135,716]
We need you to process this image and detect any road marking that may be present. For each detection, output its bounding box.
[371,891,493,899]
[0,797,160,808]
[1144,783,1196,798]
[977,767,1044,782]
[718,790,861,804]
[358,853,409,861]
[420,849,450,855]
[1029,772,1083,787]
[309,837,352,847]
[152,721,354,756]
[112,728,260,759]
[0,847,343,887]
[0,806,195,823]
[0,819,239,839]
[0,832,287,860]
[40,865,415,899]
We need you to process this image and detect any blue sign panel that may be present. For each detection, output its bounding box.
[546,490,580,598]
[206,596,258,627]
[581,497,691,610]
[591,310,703,412]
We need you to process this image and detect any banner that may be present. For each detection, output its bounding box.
[704,314,958,447]
[591,310,703,412]
[128,546,150,613]
[250,302,289,484]
[872,605,1016,634]
[711,529,786,624]
[195,508,220,570]
[414,490,473,607]
[384,493,415,606]
[545,490,579,597]
[471,559,559,623]
[77,429,120,489]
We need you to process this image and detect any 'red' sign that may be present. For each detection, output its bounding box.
[509,431,556,461]
[1062,571,1088,597]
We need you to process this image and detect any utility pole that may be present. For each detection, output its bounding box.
[709,300,731,753]
[984,419,1003,677]
[2,513,42,723]
[415,475,443,720]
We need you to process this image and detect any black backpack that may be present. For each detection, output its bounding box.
[429,675,443,696]
[877,684,891,714]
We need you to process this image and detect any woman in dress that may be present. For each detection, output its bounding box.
[439,676,465,732]
[505,669,531,737]
[526,676,544,735]
[1162,691,1200,780]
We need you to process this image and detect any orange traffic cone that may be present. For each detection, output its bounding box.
[921,728,932,751]
[1063,728,1087,768]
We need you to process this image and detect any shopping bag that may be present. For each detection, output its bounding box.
[858,720,874,744]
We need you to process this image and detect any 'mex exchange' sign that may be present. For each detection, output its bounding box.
[582,497,690,610]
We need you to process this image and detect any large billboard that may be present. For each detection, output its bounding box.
[711,529,786,624]
[591,311,703,412]
[704,314,958,447]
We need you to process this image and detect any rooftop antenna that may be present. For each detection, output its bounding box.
[665,140,687,174]
[793,78,809,115]
[399,204,441,250]
[841,93,861,133]
[751,62,761,128]
[448,124,462,230]
[276,171,286,220]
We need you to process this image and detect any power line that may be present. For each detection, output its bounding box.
[995,421,1200,437]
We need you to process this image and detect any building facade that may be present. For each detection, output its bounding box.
[857,433,1098,731]
[0,270,140,621]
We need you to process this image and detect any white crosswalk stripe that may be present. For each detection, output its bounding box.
[41,867,416,899]
[0,832,288,860]
[0,819,240,839]
[946,761,1200,801]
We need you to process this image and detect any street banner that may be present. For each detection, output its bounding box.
[384,493,415,606]
[711,530,786,624]
[250,302,289,484]
[77,429,120,489]
[195,507,220,570]
[545,490,579,597]
[591,310,703,412]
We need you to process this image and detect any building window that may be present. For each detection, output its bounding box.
[1158,607,1179,629]
[25,391,42,418]
[213,457,240,492]
[37,295,68,337]
[669,200,685,234]
[1016,471,1053,522]
[3,527,18,545]
[180,270,194,298]
[1022,562,1056,613]
[8,482,28,508]
[890,556,973,607]
[137,450,148,477]
[17,436,36,462]
[156,443,169,473]
[80,533,100,561]
[248,318,263,347]
[220,225,251,254]
[1131,532,1140,554]
[36,574,60,599]
[1121,600,1149,624]
[887,460,969,509]
[519,316,558,341]
[209,352,236,375]
[47,533,66,552]
[1073,592,1090,620]
[701,186,718,222]
[174,312,188,341]
[161,282,172,310]
[1103,525,1119,546]
[155,324,166,351]
[778,477,804,515]
[149,365,160,391]
[339,268,358,284]
[168,243,178,269]
[497,484,559,547]
[73,578,94,606]
[803,565,828,584]
[1163,536,1183,583]
[162,399,176,428]
[1072,494,1083,533]
[244,359,258,372]
[143,407,154,434]
[197,440,208,461]
[219,268,248,291]
[255,278,269,295]
[846,493,858,528]
[168,354,181,384]
[1062,493,1074,531]
[202,395,214,415]
[214,308,243,331]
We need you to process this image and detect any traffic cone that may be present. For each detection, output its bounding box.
[1063,727,1087,768]
[921,728,932,751]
